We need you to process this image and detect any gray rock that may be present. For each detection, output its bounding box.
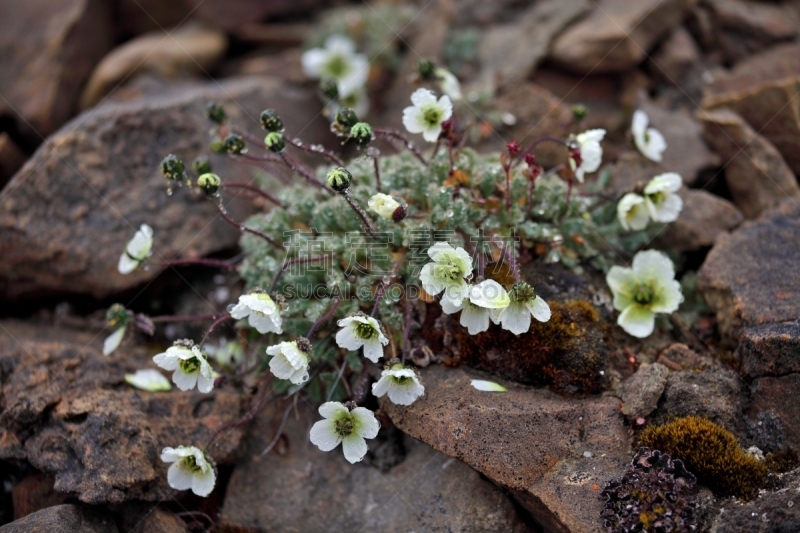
[709,469,800,532]
[705,0,798,63]
[698,108,800,219]
[219,401,535,533]
[649,26,701,87]
[0,133,27,190]
[616,363,669,419]
[748,374,800,453]
[737,321,800,379]
[0,504,117,533]
[0,76,328,301]
[658,189,743,252]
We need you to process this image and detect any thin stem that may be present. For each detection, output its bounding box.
[235,129,266,147]
[401,297,413,364]
[200,314,232,345]
[351,363,371,404]
[372,154,382,192]
[522,135,568,155]
[280,152,327,190]
[373,128,427,166]
[306,298,342,339]
[204,374,276,451]
[447,140,455,175]
[236,151,283,165]
[371,256,405,316]
[217,203,283,250]
[220,182,285,207]
[150,313,218,324]
[492,234,520,283]
[260,402,294,455]
[504,164,512,210]
[430,138,442,160]
[156,257,239,270]
[327,362,349,402]
[285,136,345,167]
[269,255,331,293]
[342,193,376,235]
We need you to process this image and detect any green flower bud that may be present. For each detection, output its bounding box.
[192,156,212,176]
[259,109,283,132]
[161,154,186,181]
[571,103,588,122]
[264,131,285,154]
[197,173,221,195]
[320,79,338,100]
[326,167,352,193]
[224,133,245,155]
[418,58,435,80]
[106,303,130,328]
[206,102,227,124]
[350,122,373,148]
[335,107,359,130]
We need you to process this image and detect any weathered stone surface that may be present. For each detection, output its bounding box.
[219,401,534,533]
[0,133,27,189]
[710,469,800,532]
[478,0,589,89]
[615,363,669,419]
[706,0,798,63]
[550,0,697,74]
[658,189,743,252]
[651,367,748,439]
[736,321,800,379]
[608,151,666,192]
[698,108,800,219]
[698,201,800,337]
[0,320,248,503]
[0,76,327,301]
[748,374,800,452]
[0,0,113,138]
[702,42,800,175]
[11,473,68,520]
[383,365,630,533]
[0,504,117,533]
[638,97,719,185]
[119,505,188,533]
[80,24,228,109]
[649,26,701,87]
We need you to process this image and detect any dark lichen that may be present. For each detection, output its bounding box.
[639,416,767,499]
[601,447,697,533]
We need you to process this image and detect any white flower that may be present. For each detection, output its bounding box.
[569,129,606,183]
[302,35,368,97]
[125,369,171,392]
[419,242,473,306]
[103,326,126,356]
[161,446,216,497]
[617,193,650,231]
[470,379,507,392]
[329,86,369,118]
[402,88,453,142]
[205,338,244,368]
[497,282,551,335]
[435,67,462,101]
[643,172,683,223]
[368,193,401,220]
[606,250,684,338]
[118,224,153,274]
[442,279,510,335]
[309,402,380,463]
[335,315,389,363]
[230,292,282,334]
[266,341,310,385]
[632,110,667,162]
[153,342,215,393]
[372,363,425,405]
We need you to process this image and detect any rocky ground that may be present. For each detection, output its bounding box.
[2,0,800,532]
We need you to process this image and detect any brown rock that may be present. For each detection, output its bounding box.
[478,0,590,89]
[0,133,27,189]
[616,363,669,419]
[649,26,701,87]
[698,108,800,219]
[0,321,248,503]
[608,151,666,192]
[0,0,113,138]
[119,505,188,533]
[748,374,800,452]
[638,97,719,185]
[736,321,800,379]
[658,189,743,251]
[0,504,117,533]
[219,401,534,533]
[549,0,698,74]
[698,201,800,337]
[383,365,630,533]
[80,24,228,109]
[702,42,800,175]
[709,469,800,532]
[706,0,798,63]
[0,76,327,301]
[220,48,306,84]
[11,473,68,520]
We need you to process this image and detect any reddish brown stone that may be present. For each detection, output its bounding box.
[658,189,743,252]
[11,473,68,520]
[748,374,800,452]
[0,133,27,190]
[0,504,117,533]
[736,321,800,378]
[649,26,701,87]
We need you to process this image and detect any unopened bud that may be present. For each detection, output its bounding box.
[320,79,339,100]
[418,58,435,80]
[210,138,226,154]
[224,133,245,155]
[326,167,352,193]
[392,204,407,223]
[259,109,283,132]
[350,122,373,148]
[197,173,221,195]
[335,107,359,130]
[506,141,520,158]
[524,153,537,167]
[206,102,227,124]
[264,131,285,153]
[161,154,186,181]
[106,303,130,328]
[192,156,212,176]
[296,336,313,353]
[571,103,588,121]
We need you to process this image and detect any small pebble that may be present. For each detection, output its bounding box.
[583,451,593,458]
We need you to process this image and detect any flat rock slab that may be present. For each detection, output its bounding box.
[748,374,800,453]
[0,76,325,301]
[658,188,743,252]
[702,42,800,175]
[383,365,631,533]
[615,363,669,419]
[0,320,248,504]
[699,201,800,338]
[219,402,534,533]
[0,504,117,533]
[736,321,800,378]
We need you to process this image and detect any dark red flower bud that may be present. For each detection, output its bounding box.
[506,141,520,158]
[524,153,536,167]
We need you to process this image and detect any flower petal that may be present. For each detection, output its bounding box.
[310,419,342,452]
[352,407,380,439]
[191,468,216,497]
[341,434,368,463]
[361,338,384,363]
[319,401,349,420]
[499,304,531,335]
[632,249,675,280]
[402,107,424,134]
[460,305,490,335]
[617,305,656,338]
[167,463,194,491]
[410,88,437,107]
[125,369,171,392]
[172,369,198,391]
[103,327,126,356]
[528,296,552,323]
[470,379,507,392]
[301,48,327,78]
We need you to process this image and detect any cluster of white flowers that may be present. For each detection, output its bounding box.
[420,242,551,336]
[617,172,684,230]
